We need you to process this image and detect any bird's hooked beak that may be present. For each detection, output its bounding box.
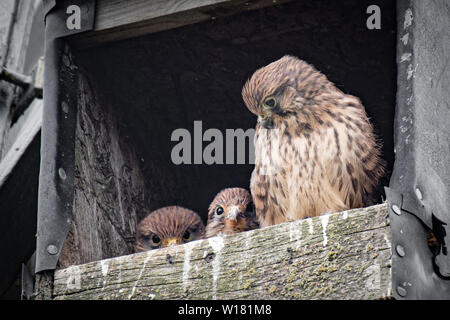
[226,206,241,221]
[163,238,180,247]
[258,114,274,129]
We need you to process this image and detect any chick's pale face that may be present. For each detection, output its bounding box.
[205,188,258,237]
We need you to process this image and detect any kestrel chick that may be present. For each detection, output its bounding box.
[242,55,385,227]
[205,187,259,238]
[135,206,205,252]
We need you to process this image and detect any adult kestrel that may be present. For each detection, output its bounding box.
[205,187,259,237]
[135,206,205,252]
[242,55,385,227]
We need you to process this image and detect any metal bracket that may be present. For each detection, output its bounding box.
[35,2,82,273]
[386,187,450,299]
[387,0,450,299]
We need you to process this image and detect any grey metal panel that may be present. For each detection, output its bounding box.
[388,0,450,299]
[35,0,95,273]
[35,32,74,273]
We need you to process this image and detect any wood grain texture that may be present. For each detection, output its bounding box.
[70,0,294,48]
[53,203,392,300]
[57,71,146,269]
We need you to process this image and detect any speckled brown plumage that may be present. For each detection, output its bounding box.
[242,55,385,227]
[135,206,205,252]
[205,187,259,237]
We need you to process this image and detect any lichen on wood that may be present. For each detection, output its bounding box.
[53,203,391,300]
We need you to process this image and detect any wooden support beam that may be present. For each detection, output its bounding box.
[70,0,295,48]
[53,204,392,300]
[0,99,42,188]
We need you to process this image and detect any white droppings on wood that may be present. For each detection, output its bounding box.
[182,241,196,292]
[289,221,294,241]
[128,250,154,299]
[208,236,225,300]
[289,220,303,249]
[400,53,412,63]
[400,33,409,45]
[364,264,381,290]
[100,260,110,290]
[208,235,225,252]
[66,266,81,290]
[101,260,109,277]
[342,211,348,219]
[407,64,414,80]
[383,232,391,249]
[320,214,330,246]
[307,218,313,234]
[53,204,391,300]
[404,8,413,29]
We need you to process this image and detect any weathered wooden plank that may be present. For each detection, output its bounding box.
[0,99,42,187]
[53,203,391,300]
[0,0,39,159]
[70,0,294,48]
[57,71,146,269]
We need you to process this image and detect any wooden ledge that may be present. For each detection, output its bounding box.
[70,0,295,48]
[53,203,391,300]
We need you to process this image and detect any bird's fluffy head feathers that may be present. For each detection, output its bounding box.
[135,206,205,251]
[242,55,334,128]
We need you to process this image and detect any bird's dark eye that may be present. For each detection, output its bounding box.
[183,230,191,241]
[150,234,161,245]
[263,96,277,109]
[215,206,224,215]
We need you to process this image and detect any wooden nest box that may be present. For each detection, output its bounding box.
[33,0,450,300]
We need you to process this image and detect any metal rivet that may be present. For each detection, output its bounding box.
[47,245,58,255]
[415,188,423,201]
[396,245,405,257]
[392,205,401,215]
[58,168,67,180]
[396,286,407,297]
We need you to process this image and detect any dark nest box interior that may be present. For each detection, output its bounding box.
[58,0,397,268]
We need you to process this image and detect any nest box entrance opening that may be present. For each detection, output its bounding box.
[59,0,397,268]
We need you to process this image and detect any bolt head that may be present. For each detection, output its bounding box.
[47,244,58,255]
[415,188,423,201]
[397,286,407,297]
[396,245,405,257]
[392,205,401,215]
[58,168,67,180]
